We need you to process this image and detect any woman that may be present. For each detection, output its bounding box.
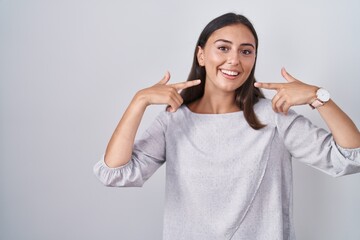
[94,13,360,239]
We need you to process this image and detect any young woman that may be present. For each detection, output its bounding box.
[94,13,360,239]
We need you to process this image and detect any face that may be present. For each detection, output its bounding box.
[197,24,256,94]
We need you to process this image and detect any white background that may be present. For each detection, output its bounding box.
[1,0,359,239]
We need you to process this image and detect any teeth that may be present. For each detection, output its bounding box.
[221,69,239,76]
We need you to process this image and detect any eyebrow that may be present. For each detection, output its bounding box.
[214,39,255,48]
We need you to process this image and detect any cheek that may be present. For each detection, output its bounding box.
[205,51,225,65]
[242,59,256,73]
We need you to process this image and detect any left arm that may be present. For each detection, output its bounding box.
[254,68,360,148]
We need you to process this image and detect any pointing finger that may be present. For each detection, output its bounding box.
[254,82,282,90]
[171,79,201,91]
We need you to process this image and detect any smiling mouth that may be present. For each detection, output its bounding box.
[220,69,240,77]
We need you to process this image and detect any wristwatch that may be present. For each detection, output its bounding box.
[310,88,330,109]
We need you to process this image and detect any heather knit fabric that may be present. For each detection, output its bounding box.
[94,99,360,240]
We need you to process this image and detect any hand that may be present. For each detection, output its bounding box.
[135,71,201,112]
[254,68,319,114]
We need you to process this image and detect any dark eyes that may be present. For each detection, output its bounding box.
[217,47,254,55]
[241,49,253,55]
[218,46,229,52]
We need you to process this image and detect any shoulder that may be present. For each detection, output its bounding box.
[253,98,276,124]
[253,98,273,115]
[254,98,301,127]
[153,105,189,128]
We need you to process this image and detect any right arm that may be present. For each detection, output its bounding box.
[104,72,201,168]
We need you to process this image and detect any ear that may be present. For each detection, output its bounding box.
[197,46,205,66]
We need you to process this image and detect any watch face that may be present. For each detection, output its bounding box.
[317,88,330,102]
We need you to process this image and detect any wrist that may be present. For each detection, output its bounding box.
[307,86,320,104]
[133,90,150,109]
[309,87,331,109]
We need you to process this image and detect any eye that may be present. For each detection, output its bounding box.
[241,49,253,55]
[218,46,229,52]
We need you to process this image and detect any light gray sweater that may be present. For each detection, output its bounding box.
[93,99,360,240]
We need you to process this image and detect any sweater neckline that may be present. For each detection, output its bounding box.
[182,104,243,117]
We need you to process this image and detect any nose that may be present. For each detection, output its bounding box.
[227,50,240,66]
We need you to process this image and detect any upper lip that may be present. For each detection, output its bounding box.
[220,68,241,74]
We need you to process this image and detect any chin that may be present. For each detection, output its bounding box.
[217,85,241,93]
[220,81,246,92]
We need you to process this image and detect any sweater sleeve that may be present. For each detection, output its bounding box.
[93,111,168,187]
[276,109,360,177]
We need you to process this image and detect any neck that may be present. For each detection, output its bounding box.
[188,90,240,114]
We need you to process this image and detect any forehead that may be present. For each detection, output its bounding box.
[208,24,256,45]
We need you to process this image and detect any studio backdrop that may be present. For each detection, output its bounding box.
[1,0,359,239]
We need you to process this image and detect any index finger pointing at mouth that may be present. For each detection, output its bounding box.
[254,82,282,90]
[171,79,201,90]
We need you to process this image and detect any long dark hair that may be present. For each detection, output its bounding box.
[181,13,265,130]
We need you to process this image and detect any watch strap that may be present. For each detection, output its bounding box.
[310,99,324,109]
